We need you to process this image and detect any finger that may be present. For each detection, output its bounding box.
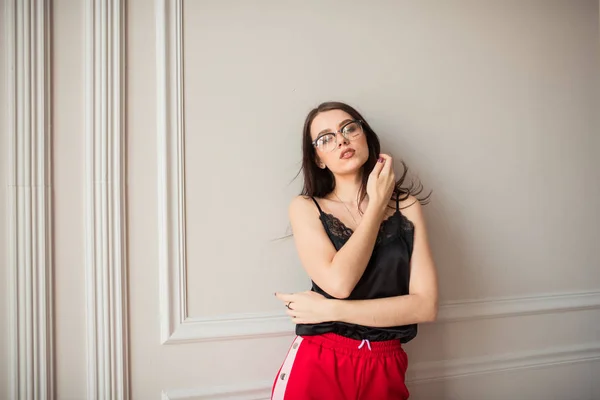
[290,314,311,324]
[286,309,299,317]
[287,313,302,324]
[287,310,310,322]
[380,154,393,175]
[275,292,294,302]
[370,154,386,177]
[292,317,311,324]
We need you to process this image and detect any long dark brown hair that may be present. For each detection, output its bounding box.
[300,101,431,211]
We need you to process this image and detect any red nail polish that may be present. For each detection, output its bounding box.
[378,157,384,163]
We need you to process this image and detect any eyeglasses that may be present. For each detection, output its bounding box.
[312,120,364,153]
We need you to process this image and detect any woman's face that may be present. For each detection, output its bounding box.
[310,109,369,176]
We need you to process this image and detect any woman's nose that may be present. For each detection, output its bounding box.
[337,132,349,146]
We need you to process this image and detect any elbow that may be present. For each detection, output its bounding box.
[427,304,439,322]
[328,286,352,299]
[321,273,354,299]
[326,282,353,299]
[313,277,353,299]
[421,297,439,323]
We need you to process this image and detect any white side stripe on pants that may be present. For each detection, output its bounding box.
[272,336,304,400]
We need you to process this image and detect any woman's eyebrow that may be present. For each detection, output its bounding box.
[317,119,353,136]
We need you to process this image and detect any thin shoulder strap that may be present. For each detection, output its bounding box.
[311,196,324,215]
[395,192,401,212]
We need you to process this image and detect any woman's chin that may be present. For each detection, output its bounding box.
[332,162,365,176]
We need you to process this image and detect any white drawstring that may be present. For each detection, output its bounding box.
[358,339,372,351]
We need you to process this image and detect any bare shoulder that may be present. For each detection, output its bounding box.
[289,195,320,219]
[398,194,425,225]
[288,195,327,238]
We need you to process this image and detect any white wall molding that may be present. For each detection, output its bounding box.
[436,290,600,322]
[161,341,600,399]
[156,0,188,345]
[6,0,54,398]
[162,381,272,400]
[167,291,600,342]
[407,341,600,383]
[85,0,129,398]
[156,0,305,344]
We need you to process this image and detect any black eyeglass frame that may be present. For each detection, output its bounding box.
[311,119,364,152]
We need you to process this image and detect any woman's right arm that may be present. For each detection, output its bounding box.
[289,155,396,299]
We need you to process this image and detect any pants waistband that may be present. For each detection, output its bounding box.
[300,333,404,356]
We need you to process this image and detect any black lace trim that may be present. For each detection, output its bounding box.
[320,211,414,246]
[320,213,354,239]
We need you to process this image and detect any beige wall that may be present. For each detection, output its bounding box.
[2,1,599,399]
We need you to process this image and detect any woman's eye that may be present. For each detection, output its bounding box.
[320,135,333,145]
[343,123,358,134]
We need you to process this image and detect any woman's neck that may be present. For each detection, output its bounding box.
[332,174,363,205]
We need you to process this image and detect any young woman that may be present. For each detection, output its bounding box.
[272,102,439,400]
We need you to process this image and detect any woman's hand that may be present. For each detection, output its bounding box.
[275,291,335,325]
[366,154,395,216]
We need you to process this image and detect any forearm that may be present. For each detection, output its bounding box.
[327,205,385,297]
[331,294,438,327]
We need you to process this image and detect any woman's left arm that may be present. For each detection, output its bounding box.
[276,196,439,327]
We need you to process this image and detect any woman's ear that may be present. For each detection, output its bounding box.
[315,158,326,169]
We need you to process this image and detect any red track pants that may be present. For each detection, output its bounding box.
[271,333,410,400]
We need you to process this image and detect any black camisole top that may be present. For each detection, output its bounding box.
[295,195,418,343]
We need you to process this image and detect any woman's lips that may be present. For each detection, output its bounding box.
[340,149,355,159]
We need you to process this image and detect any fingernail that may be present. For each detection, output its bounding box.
[378,157,384,163]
